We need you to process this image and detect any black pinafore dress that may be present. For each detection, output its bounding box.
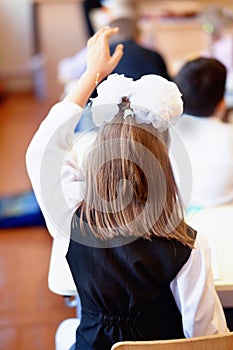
[66,214,196,350]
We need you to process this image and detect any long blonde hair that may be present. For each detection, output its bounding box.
[77,99,194,248]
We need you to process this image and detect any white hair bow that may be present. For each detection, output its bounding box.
[91,74,183,131]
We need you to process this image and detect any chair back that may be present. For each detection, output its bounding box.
[111,332,233,350]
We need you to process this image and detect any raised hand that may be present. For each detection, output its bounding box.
[86,26,124,82]
[64,26,123,107]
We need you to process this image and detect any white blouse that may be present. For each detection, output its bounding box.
[172,114,233,208]
[25,101,229,338]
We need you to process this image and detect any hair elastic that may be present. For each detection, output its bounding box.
[123,108,135,119]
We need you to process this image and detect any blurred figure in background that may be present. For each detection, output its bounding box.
[173,57,233,209]
[59,16,171,132]
[82,0,102,37]
[199,4,233,96]
[58,16,171,88]
[108,17,171,81]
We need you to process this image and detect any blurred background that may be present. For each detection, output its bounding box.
[1,0,233,101]
[0,1,233,349]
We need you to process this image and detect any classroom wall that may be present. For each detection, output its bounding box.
[0,0,88,100]
[0,0,233,99]
[0,0,33,91]
[35,1,89,101]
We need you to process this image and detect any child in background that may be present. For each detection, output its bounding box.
[58,17,171,89]
[26,27,228,350]
[199,4,233,98]
[174,57,233,208]
[58,17,171,133]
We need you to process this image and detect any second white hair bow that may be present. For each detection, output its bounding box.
[91,73,183,131]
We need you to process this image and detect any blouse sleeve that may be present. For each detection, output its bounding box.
[26,101,85,243]
[170,233,229,337]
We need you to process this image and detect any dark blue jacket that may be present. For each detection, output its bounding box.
[110,40,171,81]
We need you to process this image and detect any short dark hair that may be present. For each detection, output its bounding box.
[174,57,226,117]
[108,17,140,42]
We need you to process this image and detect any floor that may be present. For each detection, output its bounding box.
[0,92,75,350]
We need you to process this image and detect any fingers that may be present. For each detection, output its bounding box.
[87,26,108,44]
[109,43,124,68]
[86,26,123,78]
[103,26,119,39]
[87,26,119,47]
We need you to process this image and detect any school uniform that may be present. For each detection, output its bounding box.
[66,215,196,350]
[110,40,171,81]
[25,101,229,350]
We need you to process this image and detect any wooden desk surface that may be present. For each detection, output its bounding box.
[186,206,233,307]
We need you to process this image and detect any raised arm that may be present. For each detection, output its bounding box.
[25,27,123,244]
